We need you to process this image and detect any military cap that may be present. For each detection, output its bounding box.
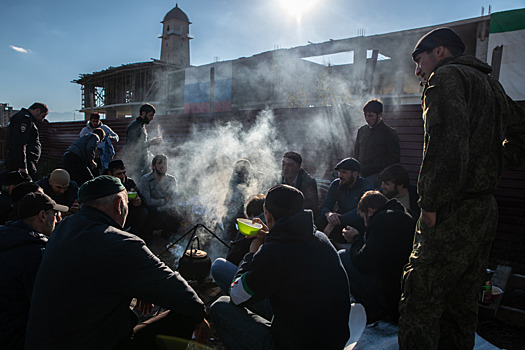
[18,192,68,220]
[412,27,465,59]
[78,175,126,203]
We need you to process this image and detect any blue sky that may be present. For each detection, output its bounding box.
[1,0,523,121]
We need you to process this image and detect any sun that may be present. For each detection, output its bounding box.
[277,0,318,21]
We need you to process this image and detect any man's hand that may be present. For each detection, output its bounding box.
[421,209,436,228]
[194,318,211,345]
[249,218,268,253]
[135,299,153,315]
[326,212,341,226]
[131,197,141,206]
[69,200,80,214]
[342,226,360,243]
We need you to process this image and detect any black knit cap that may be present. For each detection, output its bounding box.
[18,192,68,220]
[412,27,465,60]
[335,157,361,172]
[78,175,126,203]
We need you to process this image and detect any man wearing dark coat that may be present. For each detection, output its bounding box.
[5,103,48,179]
[354,99,400,187]
[0,192,67,349]
[62,128,104,185]
[25,176,210,349]
[338,191,415,323]
[124,103,162,181]
[280,151,318,217]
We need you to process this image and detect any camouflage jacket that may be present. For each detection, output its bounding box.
[418,55,525,212]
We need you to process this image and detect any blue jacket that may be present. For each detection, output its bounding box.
[0,221,47,349]
[230,210,350,350]
[320,176,374,223]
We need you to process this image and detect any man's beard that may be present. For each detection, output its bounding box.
[383,186,399,199]
[154,168,165,176]
[339,174,357,189]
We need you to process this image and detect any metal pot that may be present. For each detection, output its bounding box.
[178,236,211,281]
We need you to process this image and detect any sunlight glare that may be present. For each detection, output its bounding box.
[277,0,318,22]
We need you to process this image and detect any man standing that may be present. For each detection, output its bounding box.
[125,103,162,181]
[281,151,318,216]
[107,159,148,237]
[338,191,415,323]
[140,154,183,237]
[399,28,525,349]
[26,176,209,349]
[5,103,48,179]
[316,157,373,246]
[36,169,80,215]
[378,164,420,219]
[0,192,67,349]
[210,185,350,350]
[79,113,119,171]
[354,99,400,187]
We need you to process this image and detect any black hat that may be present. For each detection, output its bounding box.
[18,192,68,220]
[78,175,126,203]
[4,171,32,186]
[412,27,465,59]
[335,158,361,172]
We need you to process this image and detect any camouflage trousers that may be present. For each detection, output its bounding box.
[398,195,498,350]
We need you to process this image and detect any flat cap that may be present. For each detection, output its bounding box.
[78,175,126,203]
[412,27,465,59]
[335,157,361,172]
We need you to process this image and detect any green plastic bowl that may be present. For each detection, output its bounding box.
[237,218,262,237]
[127,192,137,199]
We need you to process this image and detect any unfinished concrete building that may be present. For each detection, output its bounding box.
[73,5,515,120]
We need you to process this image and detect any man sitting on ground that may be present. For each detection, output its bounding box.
[36,169,80,216]
[107,159,148,238]
[338,191,415,323]
[281,151,318,216]
[316,157,373,247]
[25,176,209,349]
[0,192,67,348]
[379,164,420,219]
[140,154,183,238]
[211,184,350,350]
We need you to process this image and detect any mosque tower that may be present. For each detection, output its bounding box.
[159,4,192,67]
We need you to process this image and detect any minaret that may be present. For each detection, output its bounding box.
[159,4,192,67]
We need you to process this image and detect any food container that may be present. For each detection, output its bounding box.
[490,286,504,301]
[128,192,137,199]
[236,218,262,237]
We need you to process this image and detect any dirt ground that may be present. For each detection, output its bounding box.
[148,233,525,350]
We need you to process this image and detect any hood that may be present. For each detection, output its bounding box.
[265,209,316,243]
[370,198,409,222]
[435,55,492,75]
[0,221,47,252]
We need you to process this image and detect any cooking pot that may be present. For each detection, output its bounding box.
[178,236,211,281]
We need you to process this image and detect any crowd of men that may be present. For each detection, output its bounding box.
[1,27,524,350]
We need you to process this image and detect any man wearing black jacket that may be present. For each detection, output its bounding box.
[5,103,48,179]
[211,185,350,350]
[26,176,209,349]
[338,190,415,322]
[0,192,67,349]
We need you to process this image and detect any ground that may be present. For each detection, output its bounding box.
[147,232,525,350]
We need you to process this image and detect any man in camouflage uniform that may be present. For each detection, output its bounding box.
[398,28,525,349]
